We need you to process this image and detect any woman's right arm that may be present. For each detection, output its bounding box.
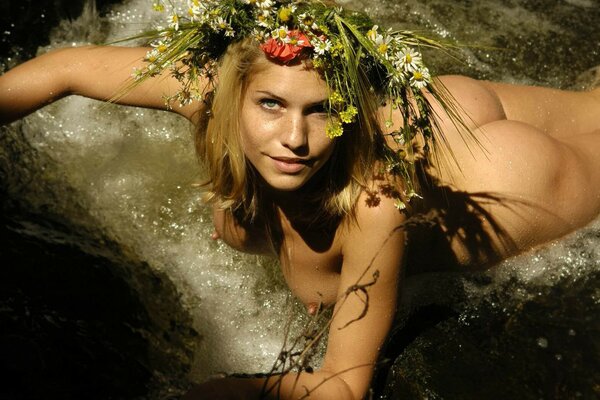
[0,45,200,124]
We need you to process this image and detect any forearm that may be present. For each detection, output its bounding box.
[259,370,356,400]
[184,371,356,400]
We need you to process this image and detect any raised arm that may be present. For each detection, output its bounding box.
[0,45,201,124]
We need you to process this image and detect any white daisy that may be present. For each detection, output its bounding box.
[151,39,169,53]
[409,67,431,89]
[298,13,319,31]
[255,10,273,28]
[168,13,179,31]
[367,26,392,58]
[366,25,381,42]
[145,48,159,62]
[313,37,332,55]
[131,67,144,81]
[256,0,275,10]
[395,47,422,72]
[272,26,290,43]
[212,16,232,33]
[375,35,393,58]
[252,27,269,41]
[187,4,202,21]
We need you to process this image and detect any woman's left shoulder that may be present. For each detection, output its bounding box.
[341,177,408,242]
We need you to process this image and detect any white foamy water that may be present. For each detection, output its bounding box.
[4,0,313,382]
[2,0,598,393]
[18,77,298,379]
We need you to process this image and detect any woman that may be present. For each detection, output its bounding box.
[1,0,599,398]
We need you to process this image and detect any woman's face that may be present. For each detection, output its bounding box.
[239,60,336,192]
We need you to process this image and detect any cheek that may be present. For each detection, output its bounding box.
[239,111,277,150]
[240,132,259,166]
[239,112,261,153]
[313,134,336,159]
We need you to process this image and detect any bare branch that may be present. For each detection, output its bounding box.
[338,271,380,330]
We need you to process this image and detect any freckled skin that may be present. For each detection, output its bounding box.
[239,62,336,192]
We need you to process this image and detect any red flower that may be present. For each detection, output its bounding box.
[260,30,312,63]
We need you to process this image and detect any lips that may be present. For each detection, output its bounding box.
[270,156,308,174]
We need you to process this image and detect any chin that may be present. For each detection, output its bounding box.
[263,175,310,192]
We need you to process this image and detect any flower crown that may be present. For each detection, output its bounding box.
[125,0,464,208]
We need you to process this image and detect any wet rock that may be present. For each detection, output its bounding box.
[0,0,123,69]
[380,272,600,399]
[573,65,600,90]
[0,217,151,400]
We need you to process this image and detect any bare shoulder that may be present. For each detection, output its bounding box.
[212,206,271,255]
[340,180,408,256]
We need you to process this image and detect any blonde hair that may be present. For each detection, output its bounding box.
[196,38,386,227]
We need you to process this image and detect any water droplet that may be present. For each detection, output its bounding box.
[568,329,576,336]
[555,354,562,361]
[536,337,548,348]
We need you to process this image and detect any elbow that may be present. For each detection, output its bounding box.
[37,47,77,101]
[336,380,359,400]
[314,371,362,400]
[54,46,88,96]
[48,45,102,97]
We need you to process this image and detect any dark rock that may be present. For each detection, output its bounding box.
[380,272,600,399]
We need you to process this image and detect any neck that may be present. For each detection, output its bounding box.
[266,184,320,217]
[267,164,329,207]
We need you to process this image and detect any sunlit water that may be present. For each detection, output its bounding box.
[1,0,598,398]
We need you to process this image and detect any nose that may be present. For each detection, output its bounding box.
[280,112,308,152]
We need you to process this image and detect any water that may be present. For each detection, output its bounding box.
[1,0,599,398]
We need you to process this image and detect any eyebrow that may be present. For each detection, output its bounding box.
[256,90,285,102]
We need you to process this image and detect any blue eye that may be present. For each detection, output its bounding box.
[260,99,280,110]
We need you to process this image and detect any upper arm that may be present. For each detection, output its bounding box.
[321,193,406,399]
[0,45,202,124]
[66,46,203,122]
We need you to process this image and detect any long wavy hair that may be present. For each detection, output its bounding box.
[196,37,388,234]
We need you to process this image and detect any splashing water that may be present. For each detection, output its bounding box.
[1,0,598,398]
[1,0,314,394]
